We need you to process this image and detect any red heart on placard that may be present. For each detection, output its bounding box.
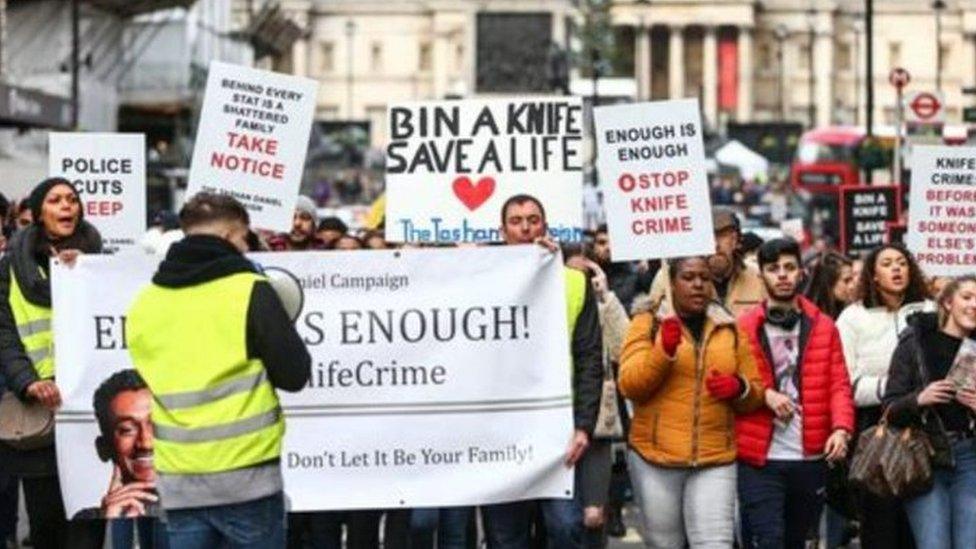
[452,176,496,211]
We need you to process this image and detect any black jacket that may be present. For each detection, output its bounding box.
[602,261,656,313]
[152,234,311,392]
[572,282,603,435]
[0,223,102,476]
[883,312,971,468]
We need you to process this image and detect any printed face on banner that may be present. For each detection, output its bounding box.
[48,133,146,253]
[593,99,715,262]
[384,98,584,243]
[187,61,318,232]
[51,256,161,520]
[907,145,976,276]
[53,248,574,515]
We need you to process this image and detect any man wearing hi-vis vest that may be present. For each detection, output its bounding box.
[479,194,603,549]
[127,193,310,548]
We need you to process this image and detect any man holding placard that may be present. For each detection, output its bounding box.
[480,194,602,548]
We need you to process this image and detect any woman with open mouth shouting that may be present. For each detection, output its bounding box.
[0,177,104,549]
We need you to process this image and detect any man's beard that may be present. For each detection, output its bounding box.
[766,283,798,302]
[289,230,311,245]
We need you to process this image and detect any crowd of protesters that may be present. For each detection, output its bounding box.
[1,179,975,549]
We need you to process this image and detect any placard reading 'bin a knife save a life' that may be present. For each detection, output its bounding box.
[384,98,585,243]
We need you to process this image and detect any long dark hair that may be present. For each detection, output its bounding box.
[859,243,929,308]
[804,252,853,319]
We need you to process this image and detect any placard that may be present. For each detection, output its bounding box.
[384,98,584,243]
[907,145,976,276]
[593,99,714,262]
[187,61,318,231]
[53,247,574,516]
[839,185,901,255]
[48,133,146,253]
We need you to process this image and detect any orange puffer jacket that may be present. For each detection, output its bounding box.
[619,298,764,467]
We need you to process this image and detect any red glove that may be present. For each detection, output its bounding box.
[706,370,744,401]
[660,317,682,357]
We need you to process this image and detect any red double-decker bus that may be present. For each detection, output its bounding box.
[790,126,866,194]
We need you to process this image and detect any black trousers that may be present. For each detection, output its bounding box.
[21,475,104,549]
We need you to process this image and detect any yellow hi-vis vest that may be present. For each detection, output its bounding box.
[126,272,284,476]
[7,267,54,379]
[564,268,586,339]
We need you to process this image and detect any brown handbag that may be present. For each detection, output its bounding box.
[849,408,934,499]
[0,391,54,451]
[593,348,624,439]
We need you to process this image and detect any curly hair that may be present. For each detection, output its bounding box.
[859,243,929,308]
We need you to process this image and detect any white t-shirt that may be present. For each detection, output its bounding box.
[765,322,822,461]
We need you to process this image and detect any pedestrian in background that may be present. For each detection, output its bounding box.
[836,243,931,549]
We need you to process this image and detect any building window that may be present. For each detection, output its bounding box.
[371,41,383,72]
[837,43,852,71]
[419,42,432,71]
[366,105,386,143]
[758,42,774,70]
[318,106,340,120]
[889,42,902,67]
[320,42,335,73]
[798,43,811,70]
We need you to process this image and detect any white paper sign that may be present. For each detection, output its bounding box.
[593,99,714,262]
[48,133,146,253]
[53,247,573,516]
[187,61,318,231]
[385,98,584,243]
[907,145,976,276]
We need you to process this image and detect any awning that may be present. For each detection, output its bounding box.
[0,83,72,129]
[86,0,196,17]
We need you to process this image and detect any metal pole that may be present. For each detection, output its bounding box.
[0,0,6,77]
[71,0,80,128]
[894,86,903,184]
[865,0,874,138]
[778,40,785,120]
[808,27,816,127]
[935,2,944,92]
[854,21,861,126]
[345,20,354,119]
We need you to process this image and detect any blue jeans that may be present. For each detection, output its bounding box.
[738,460,826,549]
[165,492,285,549]
[906,439,976,549]
[482,498,581,549]
[111,517,169,549]
[410,507,471,549]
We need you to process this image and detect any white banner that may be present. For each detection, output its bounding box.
[48,133,146,253]
[187,61,318,232]
[53,247,573,516]
[907,145,976,276]
[593,99,714,262]
[384,97,584,243]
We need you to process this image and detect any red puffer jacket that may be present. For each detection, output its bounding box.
[735,296,856,467]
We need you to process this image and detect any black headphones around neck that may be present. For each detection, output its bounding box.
[766,306,801,330]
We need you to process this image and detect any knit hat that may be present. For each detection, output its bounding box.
[294,195,319,223]
[317,216,348,235]
[29,177,82,225]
